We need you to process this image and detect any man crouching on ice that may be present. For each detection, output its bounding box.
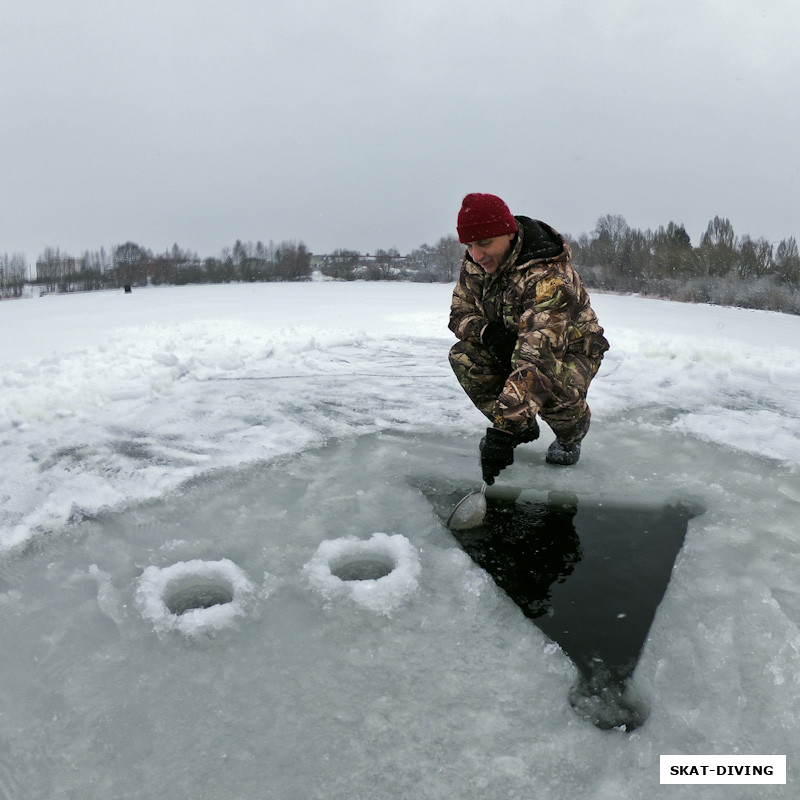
[448,193,610,485]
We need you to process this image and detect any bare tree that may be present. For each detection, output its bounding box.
[113,242,152,288]
[699,217,737,277]
[737,236,773,280]
[775,237,800,285]
[0,252,27,297]
[322,249,361,280]
[434,236,463,281]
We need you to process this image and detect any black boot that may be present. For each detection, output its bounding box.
[546,439,581,466]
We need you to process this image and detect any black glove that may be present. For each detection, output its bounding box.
[479,427,516,485]
[481,322,517,370]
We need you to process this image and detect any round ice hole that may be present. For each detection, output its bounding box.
[330,558,394,582]
[136,558,255,636]
[164,579,235,615]
[303,532,421,615]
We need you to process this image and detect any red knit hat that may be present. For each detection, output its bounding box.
[456,193,518,244]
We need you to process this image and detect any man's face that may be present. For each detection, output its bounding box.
[466,233,515,274]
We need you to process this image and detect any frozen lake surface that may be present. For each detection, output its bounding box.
[1,282,799,798]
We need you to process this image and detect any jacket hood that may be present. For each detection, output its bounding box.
[514,216,566,263]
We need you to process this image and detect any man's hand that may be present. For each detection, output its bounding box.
[481,322,517,370]
[479,427,516,485]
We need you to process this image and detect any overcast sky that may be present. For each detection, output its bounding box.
[2,0,799,261]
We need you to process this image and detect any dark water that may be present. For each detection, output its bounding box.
[164,582,235,615]
[331,558,395,581]
[425,485,701,730]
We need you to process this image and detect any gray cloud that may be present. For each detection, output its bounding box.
[2,0,798,261]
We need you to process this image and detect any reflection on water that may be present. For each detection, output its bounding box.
[443,489,701,731]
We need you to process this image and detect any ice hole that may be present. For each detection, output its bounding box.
[303,532,421,615]
[330,556,395,582]
[136,558,255,636]
[164,578,235,615]
[439,491,702,732]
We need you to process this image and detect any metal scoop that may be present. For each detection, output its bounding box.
[446,482,487,530]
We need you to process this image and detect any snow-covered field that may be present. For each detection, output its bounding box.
[1,282,798,798]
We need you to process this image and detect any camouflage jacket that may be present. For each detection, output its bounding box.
[449,216,609,429]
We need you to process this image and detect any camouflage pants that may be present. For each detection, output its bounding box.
[448,339,601,445]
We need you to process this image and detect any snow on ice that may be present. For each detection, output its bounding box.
[1,282,799,799]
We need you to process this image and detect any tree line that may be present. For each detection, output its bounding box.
[319,237,463,282]
[2,215,799,315]
[0,235,464,297]
[571,214,800,315]
[0,253,27,298]
[29,240,315,294]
